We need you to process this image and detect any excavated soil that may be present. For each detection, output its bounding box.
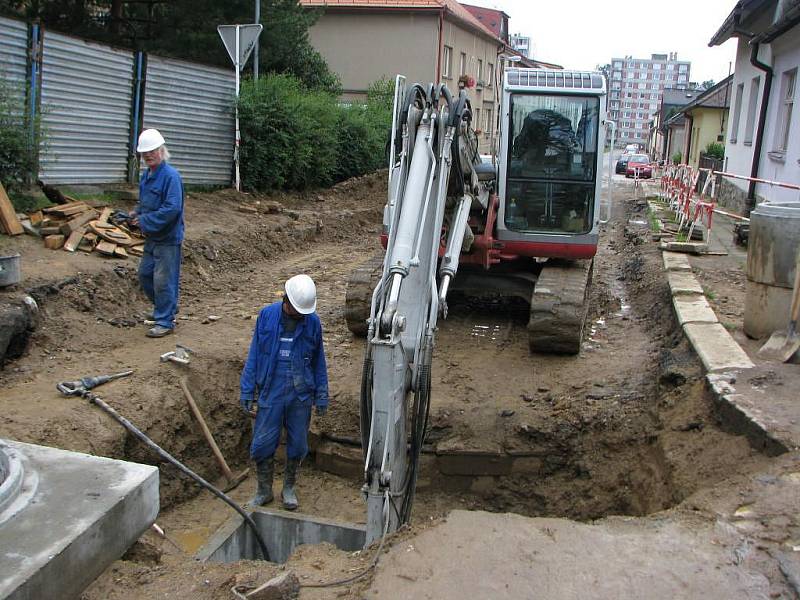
[0,172,775,598]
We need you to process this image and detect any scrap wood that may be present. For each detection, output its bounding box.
[128,244,144,257]
[98,207,113,223]
[30,211,43,226]
[89,220,137,246]
[40,226,63,236]
[63,228,85,252]
[20,219,40,237]
[0,182,24,235]
[60,209,99,236]
[44,234,65,249]
[42,201,86,214]
[95,240,117,256]
[113,246,128,259]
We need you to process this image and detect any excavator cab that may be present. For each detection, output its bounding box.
[497,69,608,257]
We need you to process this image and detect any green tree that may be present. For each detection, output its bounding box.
[701,79,716,91]
[0,76,37,193]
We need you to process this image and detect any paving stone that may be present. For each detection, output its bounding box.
[668,271,704,295]
[672,295,718,325]
[662,251,692,272]
[683,322,755,372]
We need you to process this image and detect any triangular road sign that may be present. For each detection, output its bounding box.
[218,24,263,69]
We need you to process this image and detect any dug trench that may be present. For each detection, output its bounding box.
[0,174,774,597]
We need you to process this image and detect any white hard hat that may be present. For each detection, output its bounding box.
[285,274,317,315]
[137,128,165,153]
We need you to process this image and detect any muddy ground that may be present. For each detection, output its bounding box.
[0,172,785,598]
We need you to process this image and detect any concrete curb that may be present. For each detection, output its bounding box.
[660,246,796,454]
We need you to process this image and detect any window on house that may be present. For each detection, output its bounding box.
[443,46,453,79]
[730,83,744,142]
[460,52,467,76]
[484,107,493,136]
[474,108,481,131]
[653,63,661,70]
[487,63,494,87]
[679,64,688,72]
[667,64,674,71]
[744,76,760,145]
[774,68,796,152]
[477,59,483,83]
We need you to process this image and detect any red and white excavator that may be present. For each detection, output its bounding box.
[345,68,615,545]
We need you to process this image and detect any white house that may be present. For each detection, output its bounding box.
[709,0,800,213]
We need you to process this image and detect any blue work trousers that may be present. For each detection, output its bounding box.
[138,241,181,329]
[250,397,312,462]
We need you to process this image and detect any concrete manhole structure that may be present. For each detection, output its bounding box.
[0,440,159,600]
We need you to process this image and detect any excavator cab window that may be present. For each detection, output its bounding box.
[506,94,600,234]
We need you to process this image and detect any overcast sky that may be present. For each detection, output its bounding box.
[467,0,739,84]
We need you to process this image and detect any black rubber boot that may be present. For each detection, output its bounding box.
[250,457,274,506]
[281,458,301,511]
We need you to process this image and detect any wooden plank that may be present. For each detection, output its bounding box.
[95,240,117,255]
[40,226,63,236]
[29,211,44,226]
[60,209,98,236]
[97,207,113,223]
[63,228,85,252]
[113,246,128,259]
[78,238,95,252]
[44,234,65,249]
[21,219,40,237]
[0,182,24,235]
[42,201,85,213]
[83,231,97,242]
[46,203,90,218]
[128,244,144,257]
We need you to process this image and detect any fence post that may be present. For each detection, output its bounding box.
[27,21,43,183]
[128,50,145,184]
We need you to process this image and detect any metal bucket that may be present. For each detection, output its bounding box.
[744,201,800,338]
[0,254,21,287]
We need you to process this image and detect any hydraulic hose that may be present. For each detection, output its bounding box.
[59,386,271,561]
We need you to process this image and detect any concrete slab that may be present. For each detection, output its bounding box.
[662,251,692,272]
[0,440,159,600]
[661,241,708,254]
[672,295,719,325]
[369,510,770,599]
[683,322,755,372]
[667,271,704,295]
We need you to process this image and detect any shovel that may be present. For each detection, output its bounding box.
[758,250,800,362]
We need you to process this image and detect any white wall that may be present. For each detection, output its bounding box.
[756,34,800,203]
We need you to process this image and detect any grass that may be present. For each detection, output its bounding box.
[646,207,661,232]
[9,188,118,214]
[703,286,717,301]
[675,232,688,242]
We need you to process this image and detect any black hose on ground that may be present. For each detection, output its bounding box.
[59,386,271,562]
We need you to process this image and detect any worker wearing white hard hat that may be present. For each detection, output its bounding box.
[131,128,185,338]
[239,274,330,511]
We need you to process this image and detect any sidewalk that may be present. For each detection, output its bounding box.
[653,184,800,454]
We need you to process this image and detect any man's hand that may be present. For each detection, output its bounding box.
[241,399,256,418]
[315,405,327,417]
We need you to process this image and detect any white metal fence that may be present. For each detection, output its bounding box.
[0,17,235,186]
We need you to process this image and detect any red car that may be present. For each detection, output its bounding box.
[625,154,652,178]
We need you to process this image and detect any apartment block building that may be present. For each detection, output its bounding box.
[509,33,530,58]
[608,52,691,147]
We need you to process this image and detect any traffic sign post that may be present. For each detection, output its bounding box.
[218,24,263,191]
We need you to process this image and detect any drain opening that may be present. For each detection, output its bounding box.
[197,508,364,563]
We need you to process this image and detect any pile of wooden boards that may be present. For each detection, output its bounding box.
[24,202,145,258]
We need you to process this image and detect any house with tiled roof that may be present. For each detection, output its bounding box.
[298,0,513,151]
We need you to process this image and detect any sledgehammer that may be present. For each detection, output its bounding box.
[179,377,249,492]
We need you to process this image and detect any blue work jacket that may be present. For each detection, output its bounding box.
[240,302,329,409]
[137,162,184,244]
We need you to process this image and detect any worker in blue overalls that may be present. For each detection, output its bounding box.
[131,128,184,338]
[240,274,329,510]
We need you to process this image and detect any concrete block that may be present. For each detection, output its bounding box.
[0,440,159,600]
[662,251,692,272]
[436,452,512,476]
[661,241,708,254]
[313,441,362,480]
[668,271,704,296]
[683,322,755,372]
[672,295,719,325]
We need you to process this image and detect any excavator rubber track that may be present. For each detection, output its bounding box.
[528,259,593,355]
[344,254,385,337]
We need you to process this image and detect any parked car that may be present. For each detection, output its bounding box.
[625,154,653,178]
[624,143,640,154]
[615,154,631,174]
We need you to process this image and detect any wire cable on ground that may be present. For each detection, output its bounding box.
[57,384,271,561]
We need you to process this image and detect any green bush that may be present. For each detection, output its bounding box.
[704,142,725,160]
[671,152,682,164]
[0,76,36,194]
[238,74,393,191]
